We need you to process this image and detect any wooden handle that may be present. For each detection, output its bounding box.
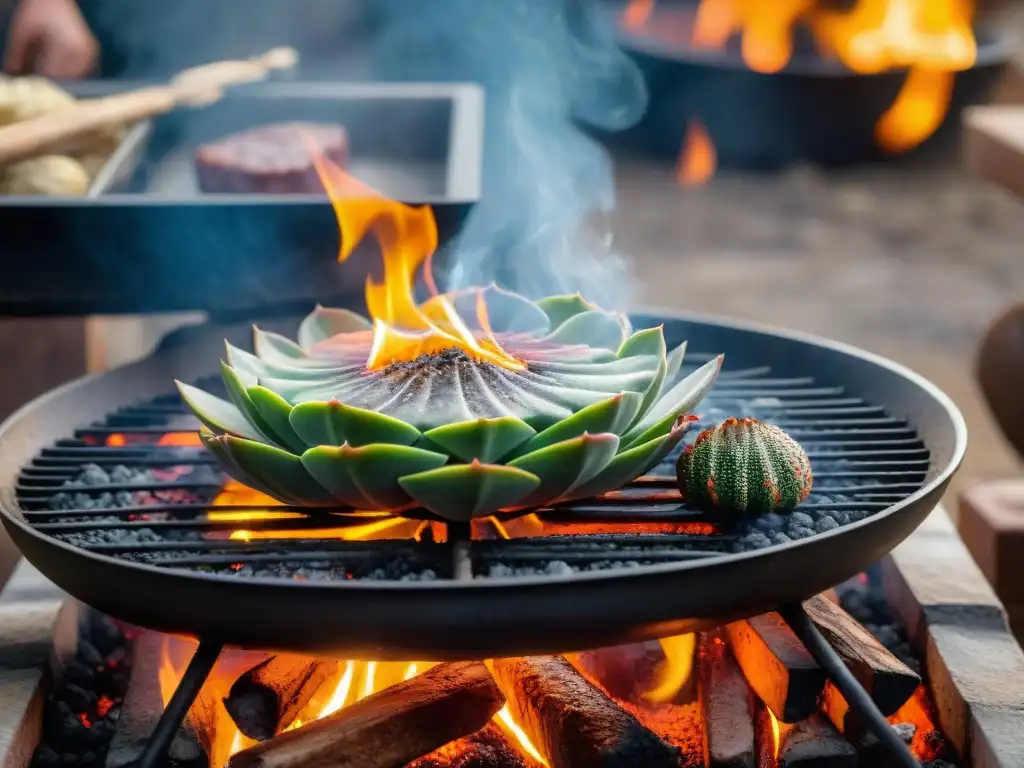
[0,46,299,166]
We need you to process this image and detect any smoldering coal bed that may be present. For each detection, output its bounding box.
[28,573,960,768]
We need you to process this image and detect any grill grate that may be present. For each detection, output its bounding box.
[15,355,929,581]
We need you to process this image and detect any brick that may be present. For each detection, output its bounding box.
[959,481,1024,605]
[0,667,44,768]
[0,600,63,669]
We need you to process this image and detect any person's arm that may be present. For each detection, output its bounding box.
[4,0,98,79]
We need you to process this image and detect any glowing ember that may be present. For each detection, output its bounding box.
[304,134,525,371]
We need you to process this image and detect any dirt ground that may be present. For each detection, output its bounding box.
[615,157,1024,514]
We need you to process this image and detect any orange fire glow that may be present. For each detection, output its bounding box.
[620,0,978,179]
[676,121,717,187]
[304,136,524,372]
[104,432,202,448]
[644,633,697,704]
[157,638,547,767]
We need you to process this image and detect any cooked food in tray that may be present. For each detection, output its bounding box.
[0,76,128,196]
[194,122,349,194]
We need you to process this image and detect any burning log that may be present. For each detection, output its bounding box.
[699,634,755,768]
[224,654,338,740]
[225,661,504,768]
[408,723,540,768]
[776,715,857,768]
[489,655,680,768]
[725,615,825,723]
[803,595,919,715]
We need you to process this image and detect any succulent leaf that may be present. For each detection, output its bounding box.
[618,326,666,360]
[508,432,620,506]
[422,417,536,463]
[301,443,448,508]
[516,391,643,456]
[535,293,597,329]
[428,284,552,335]
[620,356,723,449]
[289,401,421,448]
[220,361,294,449]
[220,435,337,505]
[665,342,687,384]
[177,381,265,442]
[677,418,813,515]
[252,327,307,365]
[298,306,372,349]
[200,429,284,499]
[398,462,542,521]
[562,418,690,501]
[245,386,307,454]
[544,309,629,351]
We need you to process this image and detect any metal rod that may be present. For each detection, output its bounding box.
[138,639,223,768]
[779,604,920,768]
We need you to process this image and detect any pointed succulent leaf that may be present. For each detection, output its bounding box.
[422,417,536,463]
[665,342,688,385]
[544,310,629,351]
[562,419,690,501]
[535,293,597,330]
[301,443,448,509]
[253,327,308,365]
[516,391,643,456]
[245,386,307,454]
[289,401,421,448]
[398,461,541,521]
[200,430,285,500]
[176,380,265,442]
[298,305,372,350]
[220,435,336,505]
[508,432,619,506]
[620,356,723,449]
[444,284,552,334]
[220,361,295,448]
[618,326,666,360]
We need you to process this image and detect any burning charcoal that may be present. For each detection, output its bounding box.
[777,715,857,767]
[726,615,825,722]
[45,700,85,745]
[64,659,95,688]
[409,724,536,768]
[490,656,680,768]
[226,662,504,768]
[699,634,756,768]
[224,655,339,740]
[855,723,916,767]
[61,681,94,712]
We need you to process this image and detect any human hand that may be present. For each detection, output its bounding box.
[4,0,98,79]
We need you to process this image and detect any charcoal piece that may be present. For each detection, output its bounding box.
[224,654,338,740]
[777,715,857,767]
[46,700,85,746]
[61,682,94,712]
[226,662,503,768]
[195,122,349,194]
[91,616,123,656]
[574,640,665,704]
[726,615,825,723]
[409,724,534,768]
[855,723,916,767]
[33,746,59,767]
[699,634,755,768]
[78,641,103,668]
[490,655,680,768]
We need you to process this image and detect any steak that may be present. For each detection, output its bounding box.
[195,122,348,194]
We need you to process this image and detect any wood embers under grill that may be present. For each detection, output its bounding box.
[68,575,955,768]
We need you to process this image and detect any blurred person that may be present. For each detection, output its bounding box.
[3,0,97,78]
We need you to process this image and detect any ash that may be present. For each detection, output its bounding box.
[30,612,128,768]
[205,560,439,582]
[482,560,644,579]
[383,348,483,377]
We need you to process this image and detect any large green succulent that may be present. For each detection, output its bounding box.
[177,287,722,522]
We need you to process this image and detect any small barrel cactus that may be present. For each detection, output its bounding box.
[676,417,812,515]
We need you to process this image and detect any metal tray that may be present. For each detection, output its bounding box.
[0,82,484,317]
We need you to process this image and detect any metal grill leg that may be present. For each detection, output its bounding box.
[137,640,223,768]
[779,604,920,768]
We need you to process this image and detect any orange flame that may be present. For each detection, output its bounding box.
[676,121,717,187]
[692,0,816,74]
[643,633,697,704]
[304,135,524,371]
